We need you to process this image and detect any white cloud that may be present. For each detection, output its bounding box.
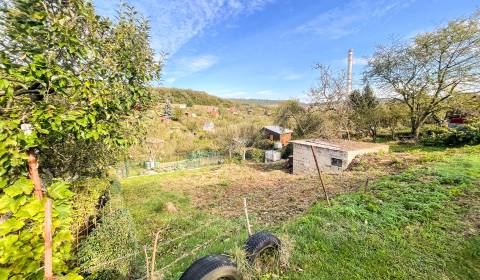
[95,0,275,56]
[295,0,415,39]
[164,77,176,84]
[180,55,219,72]
[256,90,274,96]
[164,54,218,83]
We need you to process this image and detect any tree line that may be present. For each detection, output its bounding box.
[276,12,480,141]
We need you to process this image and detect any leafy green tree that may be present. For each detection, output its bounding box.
[367,13,480,138]
[349,84,381,141]
[0,0,159,278]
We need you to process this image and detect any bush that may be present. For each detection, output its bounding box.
[280,143,293,159]
[421,123,480,147]
[246,148,265,162]
[77,209,138,279]
[419,125,449,138]
[255,139,274,150]
[71,179,112,240]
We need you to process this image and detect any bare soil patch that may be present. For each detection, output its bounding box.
[158,152,423,226]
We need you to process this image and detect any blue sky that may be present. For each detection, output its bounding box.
[94,0,479,100]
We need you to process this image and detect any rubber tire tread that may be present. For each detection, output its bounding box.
[244,232,281,264]
[179,254,241,280]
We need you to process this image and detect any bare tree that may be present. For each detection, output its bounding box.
[274,65,355,139]
[309,64,355,139]
[367,13,480,138]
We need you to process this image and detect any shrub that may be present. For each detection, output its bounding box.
[77,209,138,279]
[246,148,265,162]
[419,125,449,138]
[280,143,293,159]
[255,139,274,150]
[421,122,480,147]
[71,179,112,240]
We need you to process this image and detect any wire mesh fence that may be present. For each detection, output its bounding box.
[118,151,224,178]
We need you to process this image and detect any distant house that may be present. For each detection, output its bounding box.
[261,126,293,147]
[290,139,388,173]
[447,112,466,128]
[227,107,238,115]
[202,122,215,132]
[172,103,187,109]
[193,105,219,117]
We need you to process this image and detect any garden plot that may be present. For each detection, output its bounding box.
[120,145,480,279]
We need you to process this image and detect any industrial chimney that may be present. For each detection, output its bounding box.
[347,49,353,94]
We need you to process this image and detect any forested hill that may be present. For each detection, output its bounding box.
[228,98,285,106]
[151,87,233,107]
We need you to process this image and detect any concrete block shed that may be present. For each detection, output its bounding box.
[290,139,389,174]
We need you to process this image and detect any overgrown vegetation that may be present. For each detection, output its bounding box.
[422,122,480,147]
[283,146,480,279]
[0,0,159,278]
[117,145,479,279]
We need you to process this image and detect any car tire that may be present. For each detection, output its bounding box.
[244,232,281,264]
[179,254,242,280]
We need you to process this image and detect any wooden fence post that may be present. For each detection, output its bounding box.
[44,199,53,280]
[310,146,331,206]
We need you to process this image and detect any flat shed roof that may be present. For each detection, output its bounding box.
[289,139,388,152]
[263,125,293,134]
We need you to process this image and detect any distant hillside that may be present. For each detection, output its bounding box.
[151,87,232,107]
[229,98,286,106]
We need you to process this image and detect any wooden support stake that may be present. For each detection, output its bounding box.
[310,146,331,206]
[151,231,161,280]
[364,177,370,192]
[243,197,253,236]
[44,199,53,280]
[27,150,53,279]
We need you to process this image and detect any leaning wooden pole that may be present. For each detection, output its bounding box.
[310,146,331,206]
[28,150,43,200]
[243,197,253,236]
[27,149,53,279]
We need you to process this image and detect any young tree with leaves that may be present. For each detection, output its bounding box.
[367,13,480,138]
[0,1,160,278]
[349,84,381,141]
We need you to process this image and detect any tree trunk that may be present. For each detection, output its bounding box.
[370,127,377,143]
[242,149,246,161]
[390,127,396,140]
[410,118,420,139]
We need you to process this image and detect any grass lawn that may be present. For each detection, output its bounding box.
[120,145,480,279]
